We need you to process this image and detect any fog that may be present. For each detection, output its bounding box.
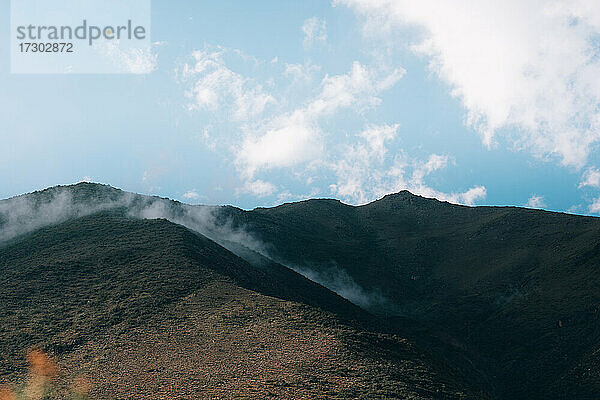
[0,189,135,243]
[290,263,389,310]
[0,184,386,310]
[0,185,265,255]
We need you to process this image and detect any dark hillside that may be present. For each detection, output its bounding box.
[0,211,482,399]
[4,183,599,398]
[221,191,600,399]
[0,212,358,373]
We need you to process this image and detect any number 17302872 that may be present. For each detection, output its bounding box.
[19,42,73,52]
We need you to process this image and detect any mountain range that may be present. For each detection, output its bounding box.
[1,182,599,399]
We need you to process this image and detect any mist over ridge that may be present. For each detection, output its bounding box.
[0,182,380,310]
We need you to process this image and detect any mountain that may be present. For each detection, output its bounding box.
[219,191,600,399]
[2,182,600,399]
[0,194,482,399]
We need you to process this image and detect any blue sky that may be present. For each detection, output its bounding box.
[2,1,600,213]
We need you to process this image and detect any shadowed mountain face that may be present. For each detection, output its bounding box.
[0,210,482,399]
[1,183,600,399]
[220,192,600,399]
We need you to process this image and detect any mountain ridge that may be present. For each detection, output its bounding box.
[2,182,600,398]
[0,208,484,399]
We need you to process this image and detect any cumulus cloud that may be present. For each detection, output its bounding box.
[315,62,403,114]
[385,155,487,206]
[182,190,201,201]
[526,195,546,209]
[284,62,321,82]
[302,17,327,49]
[358,124,399,161]
[328,124,400,204]
[459,186,488,206]
[579,167,600,188]
[179,45,483,206]
[181,47,276,120]
[236,62,404,177]
[239,179,277,197]
[237,111,322,176]
[589,197,600,214]
[328,124,486,205]
[338,0,600,168]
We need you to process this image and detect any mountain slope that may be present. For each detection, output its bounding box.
[4,183,600,398]
[0,211,482,399]
[220,191,600,399]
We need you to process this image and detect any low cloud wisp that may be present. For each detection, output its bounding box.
[0,183,390,311]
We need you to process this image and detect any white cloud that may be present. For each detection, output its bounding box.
[411,154,450,182]
[359,124,399,161]
[302,17,327,48]
[589,197,600,213]
[238,111,322,177]
[284,62,322,82]
[459,186,488,206]
[579,167,600,188]
[98,41,158,74]
[239,179,277,197]
[181,48,276,120]
[311,62,404,115]
[526,195,546,208]
[338,0,600,168]
[328,124,486,205]
[328,124,400,203]
[182,190,201,200]
[386,154,486,206]
[178,46,483,206]
[236,62,404,178]
[399,182,487,206]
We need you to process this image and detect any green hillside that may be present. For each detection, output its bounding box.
[3,183,600,398]
[0,210,481,399]
[221,191,600,399]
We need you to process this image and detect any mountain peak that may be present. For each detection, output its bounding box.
[372,190,442,207]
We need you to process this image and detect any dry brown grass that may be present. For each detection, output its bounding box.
[0,385,16,400]
[1,350,88,400]
[26,350,58,380]
[70,377,90,397]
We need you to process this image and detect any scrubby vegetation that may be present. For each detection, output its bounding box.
[223,191,600,399]
[0,208,482,399]
[2,183,600,398]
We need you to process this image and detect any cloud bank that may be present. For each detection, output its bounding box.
[338,0,600,169]
[178,36,487,207]
[236,61,404,178]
